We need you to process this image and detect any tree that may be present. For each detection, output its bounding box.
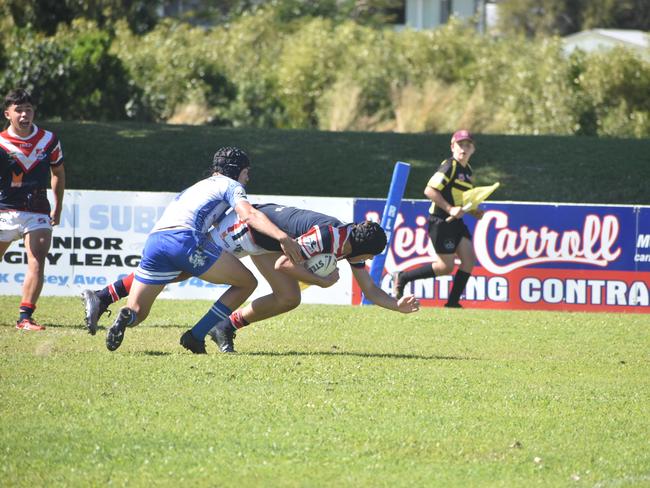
[582,0,650,31]
[2,0,161,35]
[2,0,75,35]
[497,0,650,37]
[158,0,404,27]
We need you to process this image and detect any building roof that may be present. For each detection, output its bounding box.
[563,29,650,59]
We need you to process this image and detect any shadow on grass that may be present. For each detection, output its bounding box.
[141,351,172,356]
[33,323,69,329]
[102,349,477,360]
[243,350,478,361]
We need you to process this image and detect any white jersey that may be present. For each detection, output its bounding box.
[152,175,248,234]
[210,210,266,258]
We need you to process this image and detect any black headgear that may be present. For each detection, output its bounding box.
[211,146,250,180]
[348,221,387,257]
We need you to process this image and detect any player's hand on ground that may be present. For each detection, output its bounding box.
[318,269,340,288]
[397,295,420,313]
[279,237,304,263]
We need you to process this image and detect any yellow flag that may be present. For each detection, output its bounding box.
[462,182,500,210]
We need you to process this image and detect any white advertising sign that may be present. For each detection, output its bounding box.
[0,190,355,305]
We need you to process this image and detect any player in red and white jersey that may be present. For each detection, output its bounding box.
[213,203,366,265]
[203,207,420,353]
[0,88,65,330]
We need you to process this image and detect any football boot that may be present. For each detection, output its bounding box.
[180,330,207,354]
[16,318,46,331]
[81,289,110,335]
[207,320,237,353]
[106,307,135,351]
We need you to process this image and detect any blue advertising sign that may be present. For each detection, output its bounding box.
[353,200,650,313]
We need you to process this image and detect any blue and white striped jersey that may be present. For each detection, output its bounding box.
[152,175,247,234]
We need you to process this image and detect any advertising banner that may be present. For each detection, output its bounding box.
[0,190,354,304]
[354,199,650,313]
[4,191,647,313]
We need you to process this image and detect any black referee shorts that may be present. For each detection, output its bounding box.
[427,215,472,254]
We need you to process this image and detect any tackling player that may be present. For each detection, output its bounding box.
[82,204,420,353]
[0,88,65,330]
[102,146,303,352]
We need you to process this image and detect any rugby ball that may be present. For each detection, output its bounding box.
[304,253,338,277]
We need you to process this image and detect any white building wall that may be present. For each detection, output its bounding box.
[405,0,478,30]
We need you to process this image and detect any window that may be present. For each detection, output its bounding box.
[440,0,452,24]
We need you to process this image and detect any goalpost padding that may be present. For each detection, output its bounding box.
[361,161,410,305]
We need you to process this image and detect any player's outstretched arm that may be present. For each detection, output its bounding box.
[351,266,420,313]
[274,255,339,288]
[234,201,303,263]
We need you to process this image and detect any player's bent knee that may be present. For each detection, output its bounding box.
[228,267,257,290]
[275,292,301,311]
[243,273,258,292]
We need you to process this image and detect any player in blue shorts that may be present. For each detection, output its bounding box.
[85,202,420,353]
[104,146,303,352]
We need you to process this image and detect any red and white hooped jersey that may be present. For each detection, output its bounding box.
[295,224,366,268]
[210,210,266,258]
[0,124,63,214]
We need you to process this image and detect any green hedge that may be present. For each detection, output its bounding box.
[0,21,133,120]
[49,121,650,205]
[1,8,648,138]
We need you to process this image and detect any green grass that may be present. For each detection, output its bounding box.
[1,296,649,486]
[49,121,650,204]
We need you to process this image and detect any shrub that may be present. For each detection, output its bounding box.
[275,17,344,128]
[486,37,577,135]
[2,10,647,138]
[54,20,133,120]
[576,47,650,137]
[209,9,288,128]
[0,29,71,117]
[0,23,132,120]
[112,20,235,122]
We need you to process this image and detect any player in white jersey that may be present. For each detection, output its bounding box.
[82,202,420,353]
[105,147,303,353]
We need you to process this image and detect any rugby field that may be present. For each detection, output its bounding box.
[1,296,648,487]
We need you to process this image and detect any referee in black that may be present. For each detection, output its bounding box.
[393,130,483,308]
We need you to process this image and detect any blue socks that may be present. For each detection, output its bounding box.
[190,301,232,340]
